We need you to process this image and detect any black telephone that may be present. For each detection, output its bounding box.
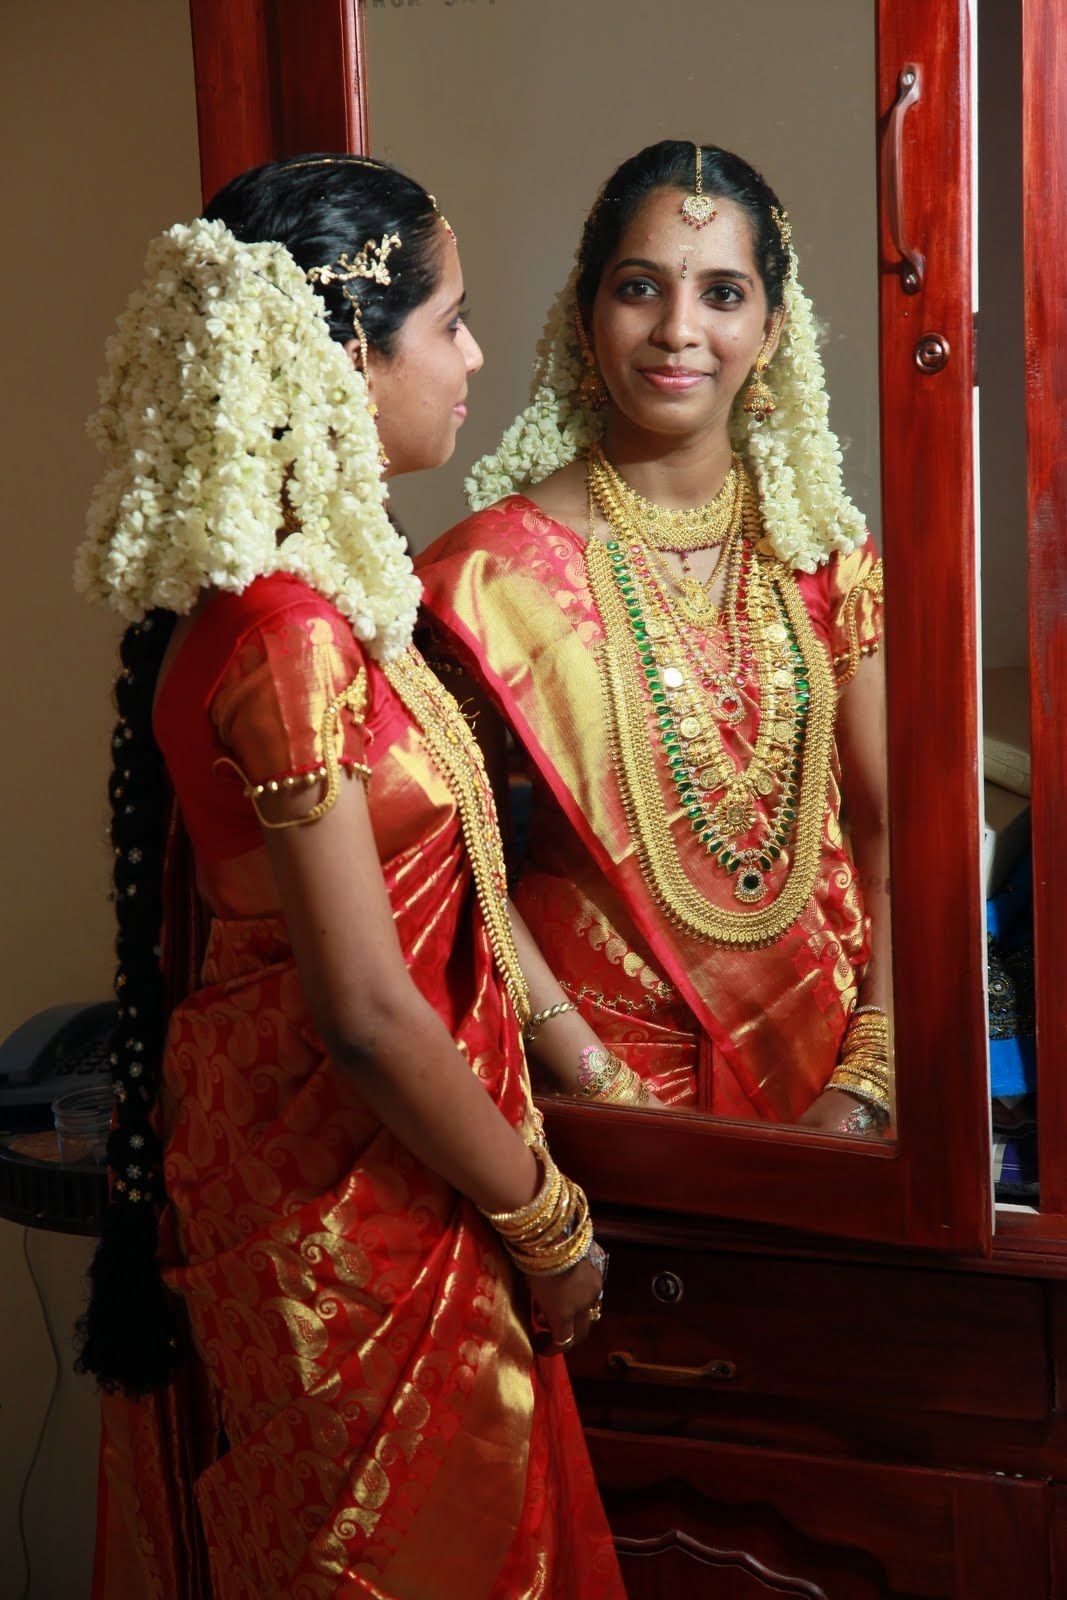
[0,1001,117,1110]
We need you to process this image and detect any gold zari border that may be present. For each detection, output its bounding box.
[385,649,532,1028]
[586,541,837,948]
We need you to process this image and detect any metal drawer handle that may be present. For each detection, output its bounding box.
[607,1350,738,1384]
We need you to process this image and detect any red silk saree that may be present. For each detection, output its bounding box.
[418,497,883,1121]
[92,574,623,1600]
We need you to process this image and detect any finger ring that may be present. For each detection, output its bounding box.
[555,1332,576,1349]
[588,1303,602,1322]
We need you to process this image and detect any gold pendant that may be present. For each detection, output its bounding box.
[710,678,745,726]
[676,577,719,627]
[734,864,767,903]
[710,783,756,839]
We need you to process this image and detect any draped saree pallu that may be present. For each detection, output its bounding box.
[417,497,884,1121]
[94,574,622,1600]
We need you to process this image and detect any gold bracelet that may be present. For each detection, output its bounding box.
[481,1144,561,1232]
[827,1069,891,1112]
[480,1144,596,1276]
[523,1001,577,1043]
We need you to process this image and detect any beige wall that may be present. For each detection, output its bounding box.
[1,2,199,1592]
[1,0,201,1043]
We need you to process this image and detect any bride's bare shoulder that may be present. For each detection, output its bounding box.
[522,460,588,537]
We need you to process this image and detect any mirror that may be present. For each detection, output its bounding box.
[363,0,893,1139]
[976,0,1035,1205]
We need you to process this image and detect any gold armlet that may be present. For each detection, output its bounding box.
[214,669,369,829]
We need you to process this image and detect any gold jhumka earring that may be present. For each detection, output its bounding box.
[680,144,717,229]
[575,306,608,410]
[743,310,785,423]
[742,352,776,421]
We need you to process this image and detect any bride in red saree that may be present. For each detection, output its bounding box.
[75,156,622,1599]
[419,142,890,1132]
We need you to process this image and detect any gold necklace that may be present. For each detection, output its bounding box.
[584,473,836,942]
[385,649,531,1028]
[588,443,741,552]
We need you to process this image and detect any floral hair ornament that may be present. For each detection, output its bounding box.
[74,217,421,658]
[680,144,717,229]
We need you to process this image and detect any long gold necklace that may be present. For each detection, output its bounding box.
[584,463,836,944]
[588,443,741,552]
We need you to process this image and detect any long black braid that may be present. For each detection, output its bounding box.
[75,612,180,1393]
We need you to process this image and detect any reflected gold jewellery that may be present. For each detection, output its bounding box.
[577,1045,651,1107]
[524,1000,577,1043]
[588,443,741,553]
[828,1004,892,1117]
[742,309,786,423]
[574,306,608,410]
[680,144,717,230]
[584,451,836,944]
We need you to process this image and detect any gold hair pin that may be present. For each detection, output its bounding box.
[681,145,717,229]
[306,233,402,367]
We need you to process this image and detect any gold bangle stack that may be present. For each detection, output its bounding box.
[577,1046,651,1107]
[523,1001,577,1044]
[481,1144,593,1277]
[828,1006,891,1112]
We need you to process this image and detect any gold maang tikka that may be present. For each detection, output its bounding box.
[306,233,401,469]
[680,144,717,229]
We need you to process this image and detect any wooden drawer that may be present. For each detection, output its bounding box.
[570,1242,1049,1424]
[587,1428,1051,1599]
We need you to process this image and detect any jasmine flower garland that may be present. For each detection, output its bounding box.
[465,249,866,573]
[75,218,421,659]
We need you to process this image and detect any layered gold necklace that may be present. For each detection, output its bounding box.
[588,444,741,552]
[585,450,835,947]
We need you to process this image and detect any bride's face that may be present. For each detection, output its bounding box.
[358,236,483,478]
[590,188,780,446]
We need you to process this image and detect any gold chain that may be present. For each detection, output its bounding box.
[588,444,741,552]
[384,650,531,1028]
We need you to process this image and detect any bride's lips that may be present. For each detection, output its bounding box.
[638,367,709,392]
[453,401,468,419]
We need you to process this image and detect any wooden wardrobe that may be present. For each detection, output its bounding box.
[187,2,1067,1592]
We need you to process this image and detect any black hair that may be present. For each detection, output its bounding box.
[576,140,791,315]
[75,612,180,1394]
[204,153,445,357]
[76,154,443,1395]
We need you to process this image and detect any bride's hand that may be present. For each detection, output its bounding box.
[526,1253,606,1353]
[798,1087,890,1138]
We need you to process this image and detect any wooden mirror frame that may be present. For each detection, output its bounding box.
[187,0,1067,1258]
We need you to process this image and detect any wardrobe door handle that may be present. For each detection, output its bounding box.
[883,63,925,294]
[607,1350,738,1384]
